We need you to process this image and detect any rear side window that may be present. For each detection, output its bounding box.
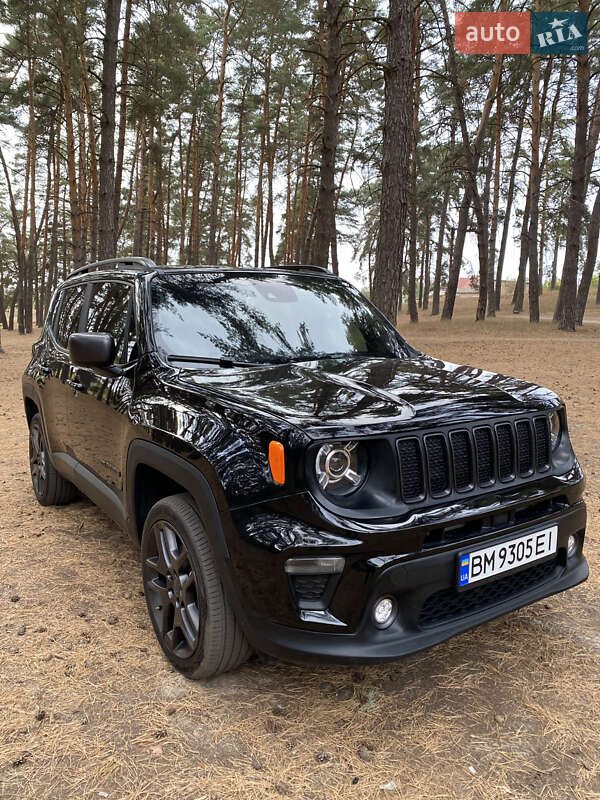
[86,282,133,363]
[55,284,87,348]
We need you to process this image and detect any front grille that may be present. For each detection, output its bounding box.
[418,558,559,628]
[396,414,553,504]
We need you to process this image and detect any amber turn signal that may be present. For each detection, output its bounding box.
[268,440,285,485]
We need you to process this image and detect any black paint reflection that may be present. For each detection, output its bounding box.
[150,273,410,364]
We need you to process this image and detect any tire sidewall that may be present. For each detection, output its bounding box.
[141,497,213,675]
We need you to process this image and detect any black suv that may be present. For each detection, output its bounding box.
[23,257,588,678]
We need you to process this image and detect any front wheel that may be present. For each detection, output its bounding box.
[141,493,252,679]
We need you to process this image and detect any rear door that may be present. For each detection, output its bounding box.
[44,282,88,453]
[68,280,137,491]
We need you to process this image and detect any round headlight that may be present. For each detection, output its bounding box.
[315,441,367,496]
[549,410,561,450]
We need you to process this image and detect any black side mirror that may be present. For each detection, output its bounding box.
[69,333,116,369]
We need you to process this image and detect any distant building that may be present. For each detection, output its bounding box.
[457,277,479,294]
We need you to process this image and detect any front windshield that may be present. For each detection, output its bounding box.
[151,272,409,365]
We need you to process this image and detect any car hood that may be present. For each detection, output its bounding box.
[177,355,559,438]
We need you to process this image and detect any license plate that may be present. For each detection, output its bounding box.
[458,526,558,588]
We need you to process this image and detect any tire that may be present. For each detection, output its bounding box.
[141,492,252,679]
[29,413,78,506]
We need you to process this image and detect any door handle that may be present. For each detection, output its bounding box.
[66,379,85,393]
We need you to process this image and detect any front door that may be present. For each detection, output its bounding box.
[68,280,137,492]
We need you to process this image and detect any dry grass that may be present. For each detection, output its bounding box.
[1,290,599,800]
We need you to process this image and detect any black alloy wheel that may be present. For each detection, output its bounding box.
[143,521,204,659]
[141,493,251,678]
[28,413,78,505]
[29,421,47,497]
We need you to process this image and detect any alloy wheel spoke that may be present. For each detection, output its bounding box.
[153,526,172,574]
[178,605,198,650]
[145,554,169,578]
[181,570,196,594]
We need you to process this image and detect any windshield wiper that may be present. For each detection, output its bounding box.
[167,354,267,368]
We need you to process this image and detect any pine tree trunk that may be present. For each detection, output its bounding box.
[441,0,494,321]
[550,235,559,290]
[556,0,590,331]
[538,173,549,295]
[528,47,541,323]
[312,0,344,270]
[513,179,531,312]
[98,0,121,260]
[422,212,431,310]
[495,89,528,310]
[114,0,132,245]
[487,81,502,317]
[431,121,455,316]
[207,0,233,264]
[371,0,414,324]
[407,9,420,324]
[25,15,37,334]
[575,186,600,324]
[59,34,84,268]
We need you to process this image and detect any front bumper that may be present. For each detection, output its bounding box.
[228,499,588,664]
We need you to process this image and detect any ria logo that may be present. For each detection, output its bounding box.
[455,11,588,55]
[531,12,587,54]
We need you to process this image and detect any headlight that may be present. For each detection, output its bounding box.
[315,441,367,496]
[549,410,561,450]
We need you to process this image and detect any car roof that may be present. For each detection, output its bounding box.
[60,258,339,288]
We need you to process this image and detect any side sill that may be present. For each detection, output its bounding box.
[53,452,127,530]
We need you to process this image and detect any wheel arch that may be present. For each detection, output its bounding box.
[125,439,230,564]
[22,382,42,427]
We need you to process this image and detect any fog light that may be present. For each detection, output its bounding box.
[567,535,577,558]
[373,596,396,629]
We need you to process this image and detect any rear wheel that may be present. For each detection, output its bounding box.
[29,413,78,505]
[141,493,252,678]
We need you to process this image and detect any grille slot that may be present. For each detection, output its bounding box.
[534,417,550,469]
[398,438,424,501]
[496,424,515,480]
[450,431,473,490]
[425,435,450,495]
[474,427,494,484]
[419,558,559,628]
[516,421,533,475]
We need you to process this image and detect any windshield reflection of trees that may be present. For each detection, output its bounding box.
[151,274,404,362]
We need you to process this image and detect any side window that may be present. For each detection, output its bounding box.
[55,284,87,348]
[86,282,133,363]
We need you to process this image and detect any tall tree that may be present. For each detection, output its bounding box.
[312,0,344,271]
[371,0,414,324]
[555,0,591,330]
[98,0,122,260]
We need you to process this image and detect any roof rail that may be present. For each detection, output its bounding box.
[278,263,330,274]
[67,256,158,279]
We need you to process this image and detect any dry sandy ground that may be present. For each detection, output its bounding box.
[1,294,599,800]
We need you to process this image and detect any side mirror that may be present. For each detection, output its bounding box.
[69,332,116,369]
